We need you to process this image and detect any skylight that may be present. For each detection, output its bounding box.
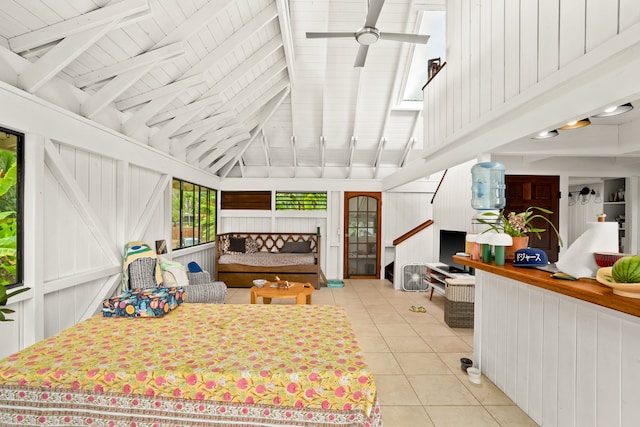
[402,10,446,103]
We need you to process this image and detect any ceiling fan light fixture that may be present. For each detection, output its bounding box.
[591,102,634,118]
[356,27,380,45]
[532,129,559,139]
[559,118,591,130]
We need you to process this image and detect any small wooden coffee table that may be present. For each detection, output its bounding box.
[250,282,314,305]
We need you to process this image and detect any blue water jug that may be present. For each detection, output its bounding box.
[471,162,506,210]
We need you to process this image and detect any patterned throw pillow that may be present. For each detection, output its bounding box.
[219,235,230,253]
[128,258,158,288]
[245,237,259,254]
[227,237,246,254]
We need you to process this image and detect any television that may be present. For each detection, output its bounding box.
[439,229,469,273]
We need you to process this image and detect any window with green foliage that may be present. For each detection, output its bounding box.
[172,179,216,250]
[0,129,22,287]
[275,192,327,211]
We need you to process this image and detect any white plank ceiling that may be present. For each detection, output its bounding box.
[0,0,433,181]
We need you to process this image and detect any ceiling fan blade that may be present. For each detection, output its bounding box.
[364,0,385,27]
[379,32,430,44]
[306,31,355,39]
[354,44,369,67]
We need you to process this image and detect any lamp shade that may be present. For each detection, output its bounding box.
[476,231,496,245]
[489,232,513,247]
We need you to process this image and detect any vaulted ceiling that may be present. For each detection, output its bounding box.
[0,0,434,181]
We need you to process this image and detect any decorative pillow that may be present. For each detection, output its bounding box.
[128,258,158,288]
[227,237,246,254]
[187,261,203,273]
[102,287,184,317]
[245,237,259,254]
[159,260,189,287]
[219,235,230,253]
[279,240,312,253]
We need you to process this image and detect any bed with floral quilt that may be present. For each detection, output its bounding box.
[0,304,382,427]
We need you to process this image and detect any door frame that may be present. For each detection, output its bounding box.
[343,192,382,279]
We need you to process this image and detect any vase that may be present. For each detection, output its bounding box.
[505,236,529,261]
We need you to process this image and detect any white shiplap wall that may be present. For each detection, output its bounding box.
[423,0,640,166]
[0,81,221,360]
[475,271,640,427]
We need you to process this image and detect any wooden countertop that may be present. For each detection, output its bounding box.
[454,256,640,318]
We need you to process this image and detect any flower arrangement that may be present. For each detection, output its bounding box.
[477,206,563,246]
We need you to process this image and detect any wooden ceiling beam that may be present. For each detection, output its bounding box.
[373,137,386,178]
[399,137,417,167]
[221,59,288,113]
[8,0,149,53]
[116,74,206,111]
[182,3,278,79]
[173,110,235,137]
[261,131,272,171]
[218,86,290,177]
[200,133,251,167]
[275,0,296,86]
[186,125,247,163]
[148,96,221,127]
[75,42,184,88]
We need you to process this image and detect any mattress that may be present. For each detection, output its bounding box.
[0,304,381,427]
[218,251,316,266]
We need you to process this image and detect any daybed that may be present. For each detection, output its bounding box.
[215,232,322,289]
[0,304,381,427]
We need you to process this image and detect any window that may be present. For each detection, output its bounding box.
[172,179,216,250]
[0,128,23,287]
[276,192,327,211]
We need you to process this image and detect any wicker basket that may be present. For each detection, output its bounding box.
[444,278,475,328]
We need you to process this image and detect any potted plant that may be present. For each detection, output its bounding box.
[0,284,29,321]
[476,206,563,260]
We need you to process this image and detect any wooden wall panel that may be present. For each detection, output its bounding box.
[476,271,640,427]
[504,0,520,100]
[479,0,492,115]
[622,319,640,424]
[620,0,640,31]
[586,0,619,50]
[538,0,560,81]
[519,0,539,91]
[490,0,505,109]
[559,0,586,67]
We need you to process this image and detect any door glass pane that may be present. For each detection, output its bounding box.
[346,195,379,277]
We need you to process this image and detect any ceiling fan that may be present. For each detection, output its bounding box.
[305,0,430,67]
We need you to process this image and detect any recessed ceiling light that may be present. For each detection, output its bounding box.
[591,102,634,118]
[532,130,559,139]
[559,118,591,130]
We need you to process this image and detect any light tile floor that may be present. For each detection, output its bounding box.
[224,279,538,427]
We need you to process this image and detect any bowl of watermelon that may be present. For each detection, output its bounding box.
[596,255,640,298]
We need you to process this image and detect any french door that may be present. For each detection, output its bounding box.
[344,192,381,279]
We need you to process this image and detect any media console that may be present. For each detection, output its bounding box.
[425,262,474,300]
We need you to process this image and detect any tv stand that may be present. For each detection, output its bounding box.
[425,263,475,300]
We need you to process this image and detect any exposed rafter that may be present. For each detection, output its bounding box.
[185,124,246,163]
[347,136,356,178]
[275,0,296,86]
[183,3,278,79]
[261,131,272,170]
[320,136,326,177]
[8,0,149,53]
[148,95,221,127]
[173,111,235,138]
[199,133,250,167]
[399,137,416,167]
[75,42,184,88]
[116,75,206,111]
[291,136,297,171]
[373,137,386,178]
[219,86,290,177]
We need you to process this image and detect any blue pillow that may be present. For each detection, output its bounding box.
[187,261,203,273]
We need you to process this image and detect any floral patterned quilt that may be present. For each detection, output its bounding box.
[0,304,381,427]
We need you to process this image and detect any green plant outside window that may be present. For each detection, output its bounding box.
[172,179,216,249]
[276,192,327,210]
